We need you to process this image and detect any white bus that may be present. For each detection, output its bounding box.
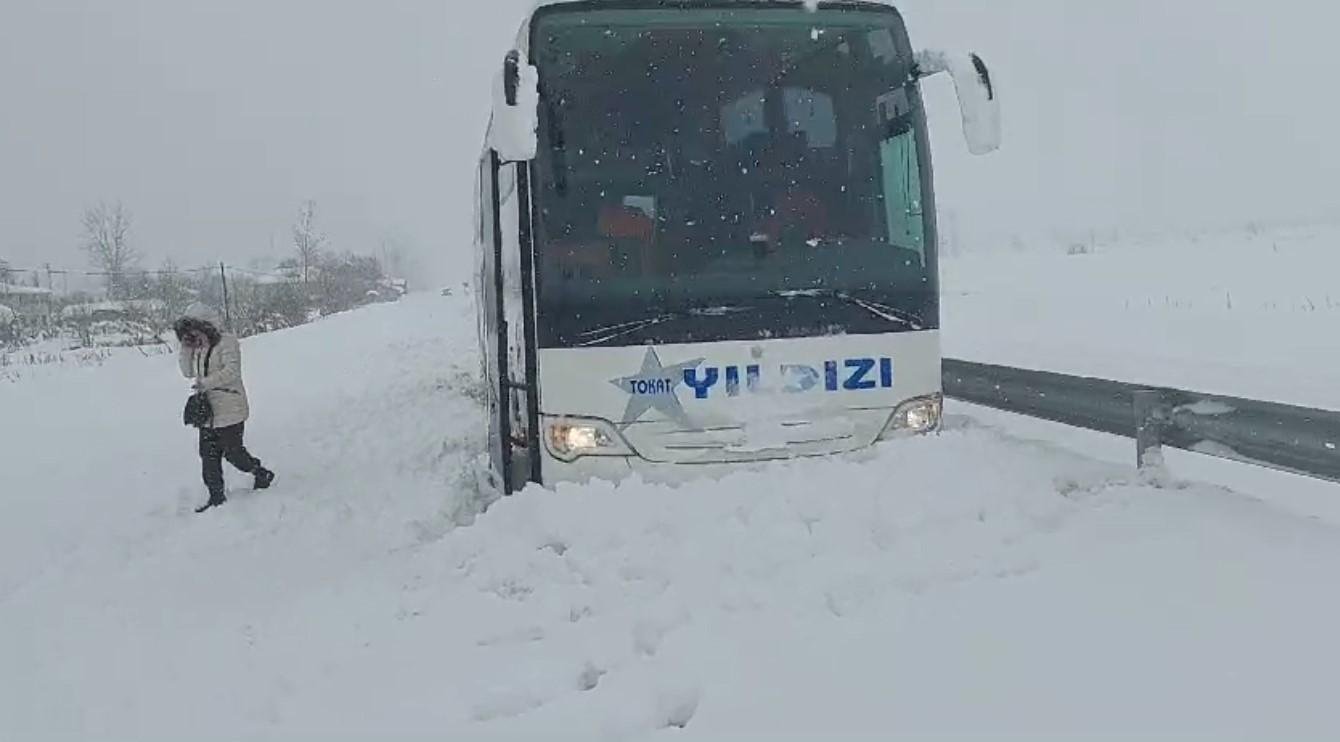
[476,0,999,493]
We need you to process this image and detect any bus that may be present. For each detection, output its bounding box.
[475,0,1000,493]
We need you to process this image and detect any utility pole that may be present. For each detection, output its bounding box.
[219,262,231,329]
[43,262,53,291]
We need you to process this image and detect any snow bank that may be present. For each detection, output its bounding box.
[943,222,1340,410]
[0,292,486,645]
[5,291,1340,739]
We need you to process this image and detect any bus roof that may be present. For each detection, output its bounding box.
[514,0,900,50]
[530,0,891,6]
[526,0,894,16]
[487,0,905,152]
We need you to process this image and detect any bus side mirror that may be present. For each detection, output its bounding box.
[503,50,520,106]
[489,50,539,162]
[915,49,1001,155]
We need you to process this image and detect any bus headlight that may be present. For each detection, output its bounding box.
[879,395,943,439]
[544,417,635,462]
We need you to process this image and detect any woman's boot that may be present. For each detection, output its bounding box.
[195,492,226,513]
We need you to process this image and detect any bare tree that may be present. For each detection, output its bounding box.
[314,251,384,313]
[0,258,13,285]
[292,200,325,285]
[81,201,140,299]
[152,258,194,326]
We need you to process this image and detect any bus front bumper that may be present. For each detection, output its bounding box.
[538,444,894,489]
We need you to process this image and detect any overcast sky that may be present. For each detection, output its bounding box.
[2,1,1338,285]
[902,0,1340,247]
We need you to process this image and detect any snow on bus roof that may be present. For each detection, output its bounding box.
[520,0,907,28]
[525,0,867,16]
[515,0,886,49]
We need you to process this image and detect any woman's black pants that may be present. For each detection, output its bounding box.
[200,423,260,497]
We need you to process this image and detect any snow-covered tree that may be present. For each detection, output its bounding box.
[314,252,384,314]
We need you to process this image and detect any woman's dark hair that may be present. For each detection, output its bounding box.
[173,317,221,346]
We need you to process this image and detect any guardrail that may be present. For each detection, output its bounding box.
[942,359,1340,484]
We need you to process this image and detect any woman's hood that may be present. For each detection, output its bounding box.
[180,302,223,329]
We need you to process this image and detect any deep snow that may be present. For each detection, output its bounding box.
[4,284,1340,740]
[943,222,1340,410]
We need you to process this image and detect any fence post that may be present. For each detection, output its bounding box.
[1134,390,1163,471]
[219,262,231,330]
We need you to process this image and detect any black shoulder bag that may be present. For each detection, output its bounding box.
[183,345,215,428]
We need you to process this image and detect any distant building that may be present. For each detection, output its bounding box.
[0,283,55,323]
[60,299,165,323]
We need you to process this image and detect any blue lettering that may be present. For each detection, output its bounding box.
[844,358,877,390]
[781,364,819,393]
[654,358,891,398]
[725,366,741,397]
[683,367,720,399]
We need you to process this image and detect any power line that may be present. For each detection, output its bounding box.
[0,263,293,280]
[0,265,213,277]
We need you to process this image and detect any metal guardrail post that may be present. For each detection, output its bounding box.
[1133,390,1163,471]
[944,358,1340,484]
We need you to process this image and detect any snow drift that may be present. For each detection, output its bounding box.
[3,291,1340,740]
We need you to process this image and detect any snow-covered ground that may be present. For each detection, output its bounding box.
[943,222,1340,410]
[4,257,1340,738]
[1,340,174,385]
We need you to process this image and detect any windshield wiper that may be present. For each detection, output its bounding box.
[770,290,926,331]
[575,305,756,347]
[576,314,677,347]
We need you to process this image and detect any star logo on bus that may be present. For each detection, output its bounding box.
[610,348,704,428]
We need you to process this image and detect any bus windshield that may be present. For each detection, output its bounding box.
[531,7,936,348]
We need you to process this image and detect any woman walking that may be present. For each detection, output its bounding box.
[175,303,275,513]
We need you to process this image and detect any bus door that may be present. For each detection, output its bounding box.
[483,144,543,494]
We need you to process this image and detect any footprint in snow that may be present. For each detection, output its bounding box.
[576,663,605,692]
[657,686,701,729]
[470,688,547,722]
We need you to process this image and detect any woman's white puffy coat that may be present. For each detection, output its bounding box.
[179,333,250,429]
